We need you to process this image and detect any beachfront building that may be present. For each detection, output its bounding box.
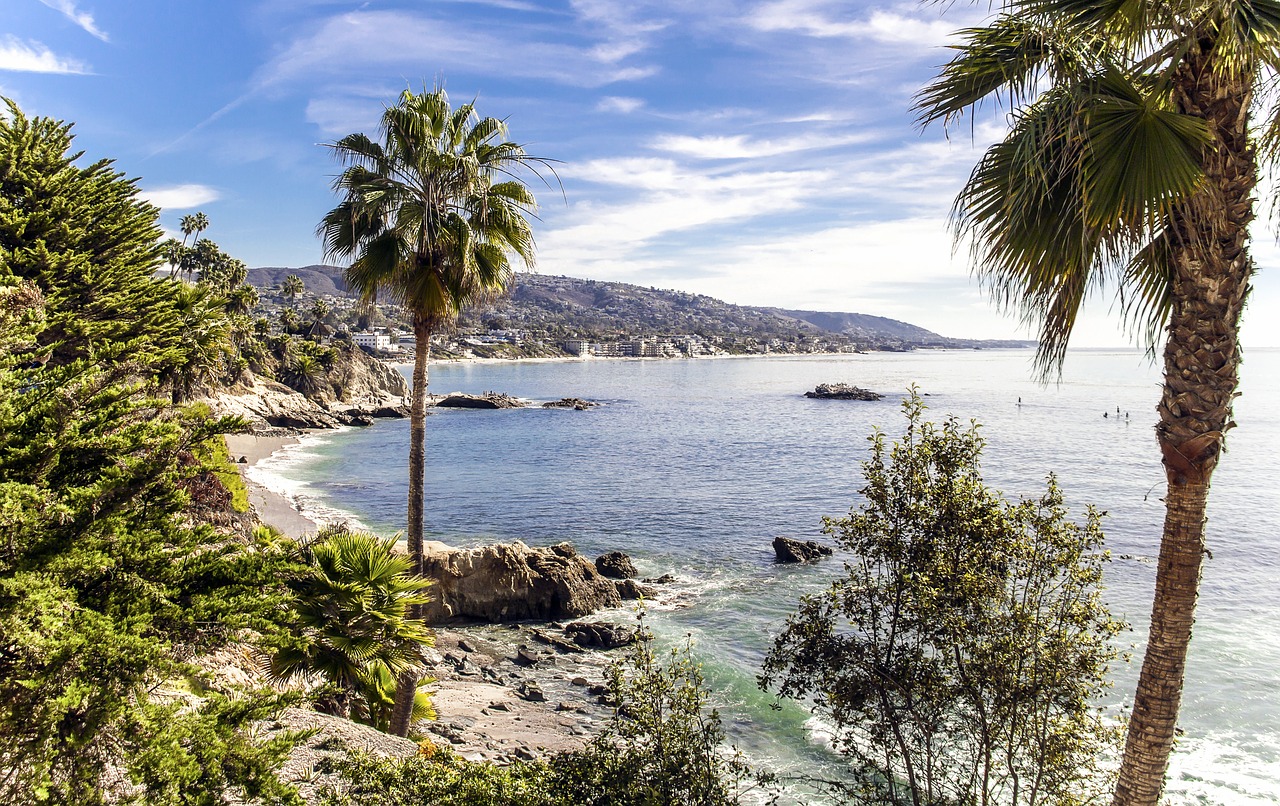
[353,330,393,351]
[563,338,593,356]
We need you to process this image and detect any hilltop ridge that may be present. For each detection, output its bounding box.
[247,267,1029,352]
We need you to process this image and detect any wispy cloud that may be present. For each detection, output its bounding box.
[652,131,874,160]
[749,0,965,48]
[38,0,109,42]
[597,96,644,114]
[0,36,89,74]
[256,10,657,92]
[139,184,221,210]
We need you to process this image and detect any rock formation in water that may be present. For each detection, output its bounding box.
[435,392,525,409]
[773,536,835,563]
[594,551,638,579]
[421,541,621,623]
[804,383,883,401]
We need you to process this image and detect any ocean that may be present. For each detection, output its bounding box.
[249,349,1280,804]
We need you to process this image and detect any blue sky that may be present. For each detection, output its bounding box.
[3,0,1277,348]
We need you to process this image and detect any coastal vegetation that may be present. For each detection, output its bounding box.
[917,0,1272,800]
[0,99,300,804]
[762,392,1124,804]
[317,85,546,737]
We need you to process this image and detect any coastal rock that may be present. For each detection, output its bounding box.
[643,573,676,584]
[594,551,638,579]
[804,383,883,401]
[543,398,598,410]
[203,346,409,431]
[614,579,656,600]
[565,621,638,649]
[773,536,835,563]
[421,540,622,624]
[436,392,526,409]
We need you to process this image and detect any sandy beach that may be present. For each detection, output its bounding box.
[224,432,320,539]
[223,428,613,760]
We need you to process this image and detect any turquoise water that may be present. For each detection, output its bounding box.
[254,349,1280,803]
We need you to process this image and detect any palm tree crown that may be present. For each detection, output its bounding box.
[917,2,1274,803]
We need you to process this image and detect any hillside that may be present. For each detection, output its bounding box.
[247,267,1030,350]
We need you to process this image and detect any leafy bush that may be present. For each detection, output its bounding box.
[760,390,1125,805]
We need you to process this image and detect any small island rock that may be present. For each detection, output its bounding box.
[773,536,835,563]
[435,392,525,409]
[804,383,883,401]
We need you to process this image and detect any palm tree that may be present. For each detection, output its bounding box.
[270,528,433,722]
[162,282,232,403]
[916,4,1269,803]
[281,273,304,307]
[318,85,544,736]
[309,298,331,325]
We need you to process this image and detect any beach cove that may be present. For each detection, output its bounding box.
[238,349,1280,804]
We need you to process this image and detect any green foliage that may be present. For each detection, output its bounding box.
[315,619,756,806]
[269,527,435,726]
[760,390,1124,806]
[317,748,555,806]
[548,624,755,806]
[0,99,298,804]
[191,426,251,514]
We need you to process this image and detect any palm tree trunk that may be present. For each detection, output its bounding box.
[389,317,432,738]
[1112,38,1254,806]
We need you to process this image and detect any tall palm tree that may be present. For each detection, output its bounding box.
[916,3,1272,803]
[318,85,544,736]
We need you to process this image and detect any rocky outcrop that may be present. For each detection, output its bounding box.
[421,541,621,623]
[773,536,835,563]
[804,383,883,401]
[542,398,597,410]
[614,579,656,600]
[565,621,638,649]
[436,392,526,409]
[594,551,637,579]
[204,344,409,430]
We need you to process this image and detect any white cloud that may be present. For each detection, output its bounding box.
[140,184,221,210]
[257,10,657,92]
[39,0,109,42]
[651,131,874,160]
[749,1,972,48]
[597,96,644,114]
[0,36,89,74]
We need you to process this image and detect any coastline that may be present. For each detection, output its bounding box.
[225,432,320,539]
[225,429,617,762]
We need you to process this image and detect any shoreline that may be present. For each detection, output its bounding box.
[224,430,618,762]
[225,432,321,539]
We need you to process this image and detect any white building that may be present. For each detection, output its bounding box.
[353,330,392,351]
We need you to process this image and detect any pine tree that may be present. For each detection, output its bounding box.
[0,98,300,805]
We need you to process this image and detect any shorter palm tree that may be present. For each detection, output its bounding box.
[282,274,304,307]
[270,528,433,722]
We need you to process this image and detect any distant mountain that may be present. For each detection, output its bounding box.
[247,267,1031,349]
[247,265,349,298]
[764,308,939,342]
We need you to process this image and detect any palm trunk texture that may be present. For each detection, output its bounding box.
[389,318,433,738]
[1112,39,1255,806]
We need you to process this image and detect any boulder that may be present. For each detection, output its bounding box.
[804,383,883,401]
[436,392,525,409]
[565,621,638,649]
[614,579,656,600]
[421,541,621,624]
[595,551,638,579]
[773,536,835,563]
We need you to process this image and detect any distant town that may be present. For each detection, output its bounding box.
[247,266,1033,361]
